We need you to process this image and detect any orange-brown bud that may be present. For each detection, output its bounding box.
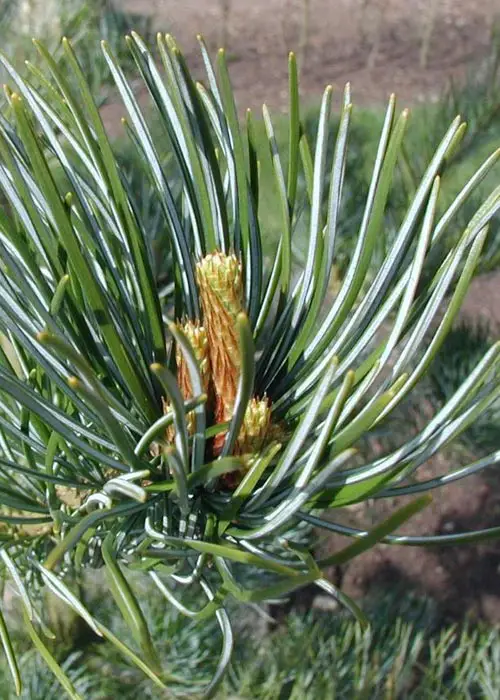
[220,397,273,488]
[175,320,211,397]
[196,253,243,432]
[163,321,211,443]
[234,397,272,455]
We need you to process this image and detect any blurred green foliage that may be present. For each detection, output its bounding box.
[3,588,500,699]
[0,0,154,103]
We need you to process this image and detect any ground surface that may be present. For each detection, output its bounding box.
[110,0,500,624]
[103,0,499,135]
[118,0,498,108]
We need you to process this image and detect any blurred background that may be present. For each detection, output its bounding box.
[2,1,500,697]
[121,0,498,108]
[15,1,500,112]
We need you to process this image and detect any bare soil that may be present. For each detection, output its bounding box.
[319,454,500,625]
[102,0,499,136]
[112,0,500,624]
[118,0,498,109]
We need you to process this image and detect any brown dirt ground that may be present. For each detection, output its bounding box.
[319,450,500,625]
[111,0,498,110]
[104,0,499,135]
[111,0,500,624]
